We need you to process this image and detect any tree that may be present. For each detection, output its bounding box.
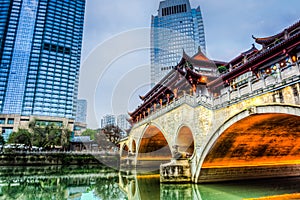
[81,129,97,140]
[29,120,71,150]
[0,135,5,152]
[96,125,122,151]
[61,128,72,151]
[8,129,32,147]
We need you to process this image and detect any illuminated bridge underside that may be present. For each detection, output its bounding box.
[198,113,300,182]
[138,126,172,161]
[204,114,300,167]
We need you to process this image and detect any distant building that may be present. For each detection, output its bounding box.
[151,0,206,85]
[100,114,116,128]
[75,99,87,124]
[100,114,131,130]
[117,114,131,131]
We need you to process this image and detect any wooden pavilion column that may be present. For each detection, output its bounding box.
[173,88,178,99]
[192,84,196,95]
[166,93,170,104]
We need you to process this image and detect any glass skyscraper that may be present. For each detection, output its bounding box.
[151,0,206,85]
[75,99,87,123]
[0,0,85,118]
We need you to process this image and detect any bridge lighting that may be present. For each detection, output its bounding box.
[292,55,298,63]
[280,61,286,67]
[200,76,207,83]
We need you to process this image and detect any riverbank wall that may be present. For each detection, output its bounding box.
[0,152,120,168]
[198,164,300,183]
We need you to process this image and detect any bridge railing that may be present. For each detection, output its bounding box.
[133,63,300,127]
[209,63,300,108]
[134,94,198,127]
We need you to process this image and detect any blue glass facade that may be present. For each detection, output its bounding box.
[0,0,86,119]
[151,0,206,85]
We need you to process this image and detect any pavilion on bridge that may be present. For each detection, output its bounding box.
[129,20,300,124]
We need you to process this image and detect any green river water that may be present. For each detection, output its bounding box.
[0,165,300,200]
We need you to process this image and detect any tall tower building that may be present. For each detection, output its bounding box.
[75,99,87,124]
[0,0,85,118]
[151,0,206,85]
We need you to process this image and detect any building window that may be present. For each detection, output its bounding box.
[7,119,14,124]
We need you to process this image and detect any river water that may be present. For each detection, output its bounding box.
[0,165,300,200]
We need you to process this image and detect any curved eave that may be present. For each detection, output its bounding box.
[185,66,217,80]
[254,33,283,46]
[142,68,178,101]
[254,20,300,46]
[209,32,300,89]
[130,70,181,117]
[226,46,259,67]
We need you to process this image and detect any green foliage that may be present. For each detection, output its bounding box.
[218,65,228,73]
[8,120,72,150]
[96,125,123,150]
[0,135,5,145]
[81,128,97,140]
[8,129,32,147]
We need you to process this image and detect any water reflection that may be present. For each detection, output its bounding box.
[1,166,300,199]
[0,165,125,200]
[120,170,300,200]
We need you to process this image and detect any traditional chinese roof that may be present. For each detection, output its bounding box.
[225,44,259,68]
[178,49,218,69]
[253,20,300,46]
[192,48,210,61]
[208,20,300,89]
[130,50,223,121]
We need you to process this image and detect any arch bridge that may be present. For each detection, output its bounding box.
[120,22,300,183]
[120,73,300,183]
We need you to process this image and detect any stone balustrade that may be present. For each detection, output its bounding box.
[134,64,300,128]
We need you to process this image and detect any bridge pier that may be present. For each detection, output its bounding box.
[160,159,191,183]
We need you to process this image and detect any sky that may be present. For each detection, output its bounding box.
[78,0,300,128]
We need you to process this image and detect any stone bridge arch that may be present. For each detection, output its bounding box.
[131,139,137,153]
[135,123,173,169]
[194,104,300,183]
[120,143,129,159]
[175,125,195,158]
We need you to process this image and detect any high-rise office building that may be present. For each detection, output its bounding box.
[0,0,86,118]
[100,114,131,130]
[75,99,87,124]
[151,0,206,85]
[117,114,131,131]
[100,114,116,128]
